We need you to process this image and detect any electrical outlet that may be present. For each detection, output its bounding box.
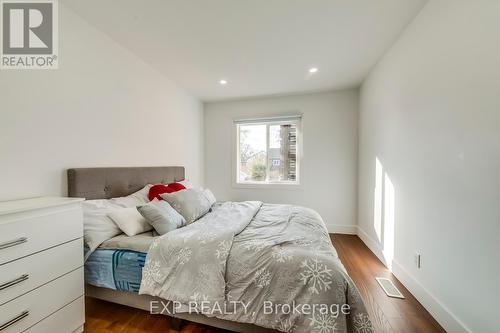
[414,253,421,268]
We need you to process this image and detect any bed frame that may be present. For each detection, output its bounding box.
[67,166,276,333]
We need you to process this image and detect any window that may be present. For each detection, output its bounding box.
[235,116,301,185]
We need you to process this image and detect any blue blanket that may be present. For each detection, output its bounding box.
[85,249,146,293]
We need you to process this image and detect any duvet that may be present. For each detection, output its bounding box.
[139,201,374,333]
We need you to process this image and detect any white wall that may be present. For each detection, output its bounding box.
[358,1,500,332]
[205,90,359,231]
[0,4,204,201]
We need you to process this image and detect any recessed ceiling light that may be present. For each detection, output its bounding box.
[219,79,227,85]
[309,67,318,73]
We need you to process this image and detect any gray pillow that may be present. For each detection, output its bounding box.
[160,188,215,224]
[203,188,217,206]
[137,199,186,235]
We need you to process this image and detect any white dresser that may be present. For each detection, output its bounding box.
[0,197,85,333]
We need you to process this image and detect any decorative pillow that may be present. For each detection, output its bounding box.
[148,184,175,201]
[167,182,186,192]
[160,188,212,224]
[137,199,186,235]
[148,182,187,201]
[108,207,152,236]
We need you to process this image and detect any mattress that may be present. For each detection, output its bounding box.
[99,231,156,253]
[85,248,146,293]
[84,232,156,293]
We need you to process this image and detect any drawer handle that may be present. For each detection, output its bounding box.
[0,310,29,331]
[0,237,28,250]
[0,274,29,291]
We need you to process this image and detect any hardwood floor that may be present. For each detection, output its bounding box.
[85,297,225,333]
[330,234,445,333]
[84,234,445,333]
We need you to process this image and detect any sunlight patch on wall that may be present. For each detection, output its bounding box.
[373,158,383,242]
[373,157,396,271]
[383,173,395,271]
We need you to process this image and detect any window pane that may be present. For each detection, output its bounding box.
[239,124,267,182]
[268,124,297,182]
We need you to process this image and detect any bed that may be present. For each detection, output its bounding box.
[68,166,373,333]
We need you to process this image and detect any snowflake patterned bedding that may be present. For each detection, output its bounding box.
[85,248,146,293]
[139,201,374,333]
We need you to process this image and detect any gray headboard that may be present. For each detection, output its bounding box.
[67,166,185,199]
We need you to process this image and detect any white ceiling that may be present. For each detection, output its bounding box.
[64,0,427,102]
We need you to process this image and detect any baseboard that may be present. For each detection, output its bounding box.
[326,224,357,234]
[355,226,471,333]
[354,226,388,266]
[391,260,471,333]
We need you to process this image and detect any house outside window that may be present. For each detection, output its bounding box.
[235,115,301,185]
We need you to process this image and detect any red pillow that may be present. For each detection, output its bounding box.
[168,182,186,191]
[148,183,187,201]
[148,184,175,201]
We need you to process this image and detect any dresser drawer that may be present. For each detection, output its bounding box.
[23,296,84,333]
[0,204,83,265]
[0,238,83,305]
[0,267,83,333]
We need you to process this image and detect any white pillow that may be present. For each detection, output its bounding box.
[82,199,123,260]
[110,184,152,207]
[82,184,153,259]
[108,207,152,236]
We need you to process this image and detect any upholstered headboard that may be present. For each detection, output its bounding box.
[67,166,185,199]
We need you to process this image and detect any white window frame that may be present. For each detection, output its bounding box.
[233,115,302,188]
